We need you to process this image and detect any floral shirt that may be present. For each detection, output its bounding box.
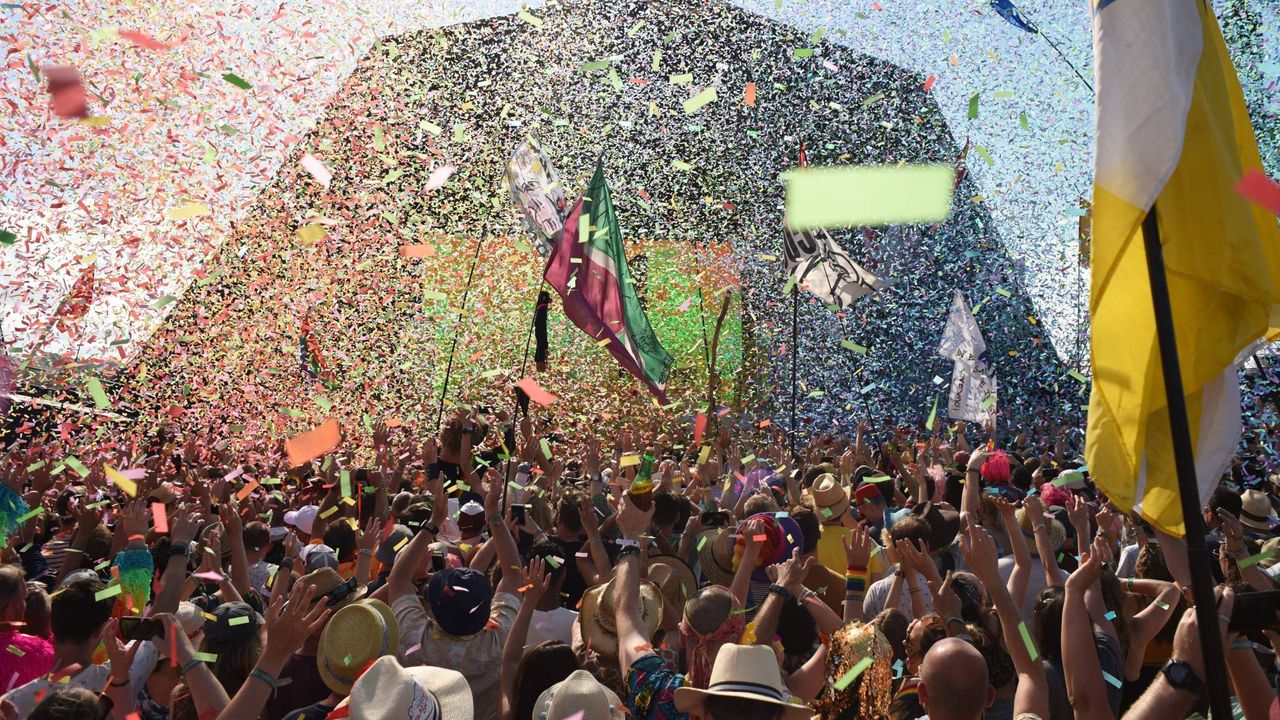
[625,654,688,720]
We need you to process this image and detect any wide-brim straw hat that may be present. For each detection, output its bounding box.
[673,644,810,719]
[338,655,472,720]
[696,527,737,587]
[298,567,367,611]
[318,599,399,695]
[578,577,663,658]
[1240,489,1278,532]
[532,669,624,720]
[1014,507,1066,554]
[648,555,699,620]
[810,473,850,520]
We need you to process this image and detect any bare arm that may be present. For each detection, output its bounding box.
[500,559,549,720]
[752,550,814,646]
[486,470,523,596]
[843,525,874,623]
[613,494,656,677]
[731,518,764,608]
[1228,641,1276,720]
[784,643,829,701]
[1062,553,1114,720]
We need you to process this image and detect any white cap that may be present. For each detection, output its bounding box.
[284,505,320,535]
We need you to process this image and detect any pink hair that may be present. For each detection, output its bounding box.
[980,450,1011,484]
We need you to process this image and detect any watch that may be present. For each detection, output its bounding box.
[1161,659,1203,695]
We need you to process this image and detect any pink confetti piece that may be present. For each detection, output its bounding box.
[191,571,226,582]
[300,154,332,189]
[118,31,171,51]
[405,643,422,656]
[424,165,455,191]
[152,502,168,533]
[1236,169,1280,215]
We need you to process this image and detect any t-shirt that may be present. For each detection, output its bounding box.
[624,653,687,720]
[393,591,520,720]
[281,700,338,720]
[525,607,578,651]
[0,632,53,691]
[816,524,889,580]
[863,569,934,618]
[267,653,328,720]
[996,556,1070,621]
[4,662,111,718]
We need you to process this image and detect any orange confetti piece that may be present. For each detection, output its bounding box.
[118,31,171,51]
[744,82,757,107]
[400,244,436,258]
[285,418,342,467]
[516,377,557,406]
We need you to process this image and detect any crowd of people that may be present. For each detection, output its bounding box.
[0,407,1274,720]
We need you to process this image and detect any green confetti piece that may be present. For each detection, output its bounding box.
[340,471,351,498]
[980,395,997,411]
[25,461,45,472]
[782,164,955,230]
[669,72,691,84]
[419,121,442,136]
[682,87,718,114]
[1067,369,1088,383]
[833,657,873,690]
[579,60,609,72]
[6,645,23,657]
[1019,111,1030,131]
[810,27,826,44]
[227,616,250,626]
[1018,621,1039,661]
[192,652,218,663]
[152,295,177,309]
[0,230,15,247]
[1238,547,1277,569]
[95,584,122,601]
[85,377,109,409]
[1155,600,1171,611]
[697,536,708,550]
[652,50,662,71]
[840,340,868,354]
[221,73,251,90]
[860,91,884,108]
[926,396,939,431]
[63,456,90,477]
[516,10,542,26]
[741,454,757,465]
[994,287,1012,298]
[544,555,561,569]
[540,438,552,460]
[974,145,994,166]
[792,48,813,58]
[968,92,980,119]
[671,160,693,171]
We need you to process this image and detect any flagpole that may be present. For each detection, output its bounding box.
[1139,206,1231,720]
[789,285,799,459]
[435,221,489,434]
[502,279,547,506]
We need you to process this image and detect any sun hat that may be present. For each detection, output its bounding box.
[376,525,414,566]
[339,655,472,720]
[673,644,810,719]
[577,577,663,659]
[203,601,263,641]
[853,483,883,508]
[298,567,367,611]
[317,599,399,695]
[532,669,623,720]
[696,527,738,587]
[284,505,320,535]
[1239,489,1279,532]
[1014,507,1066,553]
[426,567,492,638]
[648,555,698,621]
[810,474,850,521]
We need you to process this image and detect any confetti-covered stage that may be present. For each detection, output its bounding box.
[1,0,1277,451]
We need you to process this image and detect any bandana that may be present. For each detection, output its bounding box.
[677,593,746,689]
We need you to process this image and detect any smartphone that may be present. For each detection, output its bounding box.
[431,552,445,573]
[510,504,526,525]
[1229,590,1280,633]
[119,616,165,641]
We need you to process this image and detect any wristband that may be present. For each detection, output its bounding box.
[946,616,966,627]
[358,548,373,557]
[250,667,279,694]
[767,584,794,603]
[423,523,440,536]
[487,513,503,525]
[180,659,203,677]
[615,538,640,547]
[168,543,191,560]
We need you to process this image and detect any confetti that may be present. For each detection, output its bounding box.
[783,165,955,229]
[833,657,873,690]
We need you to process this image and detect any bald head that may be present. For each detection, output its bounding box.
[918,638,992,720]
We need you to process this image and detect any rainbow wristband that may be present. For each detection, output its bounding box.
[845,567,869,593]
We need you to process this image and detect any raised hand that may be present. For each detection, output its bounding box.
[356,516,380,555]
[844,524,875,568]
[521,556,553,604]
[928,571,963,621]
[959,522,1000,586]
[614,492,653,541]
[261,583,331,664]
[773,548,814,594]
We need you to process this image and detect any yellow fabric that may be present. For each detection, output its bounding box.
[816,524,888,577]
[1087,2,1280,536]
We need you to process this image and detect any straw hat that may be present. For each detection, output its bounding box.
[577,577,663,658]
[339,655,472,720]
[648,555,698,621]
[298,567,367,611]
[810,474,850,521]
[318,599,399,695]
[1014,507,1066,553]
[1239,489,1278,532]
[696,527,738,587]
[532,669,624,720]
[673,644,810,719]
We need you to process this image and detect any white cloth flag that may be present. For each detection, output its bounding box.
[782,225,883,309]
[938,290,997,423]
[505,137,566,256]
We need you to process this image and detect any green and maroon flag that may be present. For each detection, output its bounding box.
[544,162,673,403]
